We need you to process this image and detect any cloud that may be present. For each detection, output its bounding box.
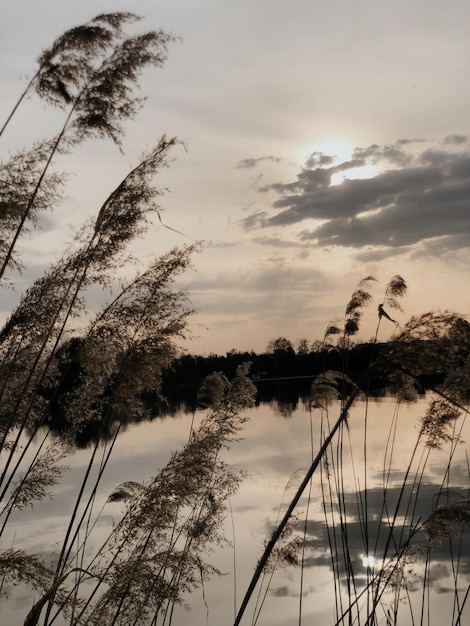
[253,235,310,248]
[187,261,329,307]
[395,138,426,146]
[236,155,283,169]
[293,481,470,583]
[271,585,290,598]
[411,233,470,260]
[241,210,270,229]
[241,139,470,255]
[444,134,467,145]
[354,245,413,263]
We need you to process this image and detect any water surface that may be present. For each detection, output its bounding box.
[2,394,469,625]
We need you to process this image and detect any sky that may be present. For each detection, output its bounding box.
[1,0,470,355]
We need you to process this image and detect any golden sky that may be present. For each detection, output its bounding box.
[1,0,469,354]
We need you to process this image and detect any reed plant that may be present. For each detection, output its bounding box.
[1,12,469,626]
[0,13,259,626]
[234,278,470,626]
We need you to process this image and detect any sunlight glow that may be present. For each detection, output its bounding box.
[296,137,355,166]
[361,555,384,569]
[330,163,379,186]
[295,137,379,186]
[356,206,386,219]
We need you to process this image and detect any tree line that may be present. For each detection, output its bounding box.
[160,336,450,413]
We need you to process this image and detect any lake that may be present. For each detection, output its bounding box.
[2,392,469,625]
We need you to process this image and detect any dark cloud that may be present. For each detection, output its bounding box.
[236,155,283,169]
[395,138,426,146]
[444,134,467,145]
[287,481,470,587]
[242,210,269,229]
[304,151,336,168]
[241,139,470,255]
[253,235,310,248]
[271,585,290,597]
[351,143,412,167]
[411,233,470,260]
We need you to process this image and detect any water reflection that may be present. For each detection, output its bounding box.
[34,374,424,447]
[301,482,470,578]
[225,395,470,626]
[5,394,470,625]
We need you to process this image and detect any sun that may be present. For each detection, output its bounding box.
[295,136,355,165]
[295,136,379,186]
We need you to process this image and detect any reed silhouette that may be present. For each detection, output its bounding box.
[1,14,469,626]
[234,277,470,626]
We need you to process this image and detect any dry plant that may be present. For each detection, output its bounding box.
[18,367,256,626]
[0,12,175,279]
[0,13,257,626]
[235,277,470,626]
[2,13,470,626]
[312,298,470,626]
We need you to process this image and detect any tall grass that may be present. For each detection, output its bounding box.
[1,13,469,626]
[0,13,259,626]
[235,279,470,626]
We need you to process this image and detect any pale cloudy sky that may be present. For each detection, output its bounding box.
[1,0,469,354]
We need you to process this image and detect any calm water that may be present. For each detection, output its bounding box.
[2,394,469,625]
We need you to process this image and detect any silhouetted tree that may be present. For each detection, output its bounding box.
[297,338,310,355]
[266,336,295,357]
